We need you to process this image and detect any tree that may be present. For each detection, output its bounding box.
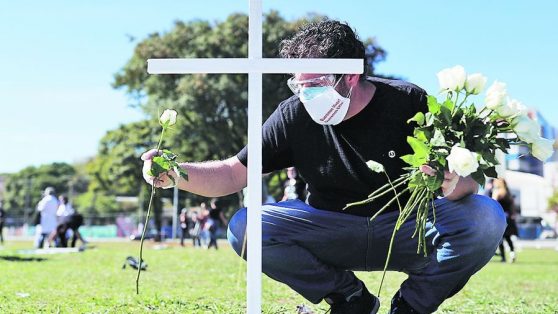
[77,121,157,218]
[3,163,77,222]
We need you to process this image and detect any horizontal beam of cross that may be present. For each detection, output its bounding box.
[147,58,363,74]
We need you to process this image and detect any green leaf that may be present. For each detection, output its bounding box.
[407,112,425,126]
[408,171,424,188]
[471,170,486,186]
[424,112,435,127]
[414,129,428,142]
[178,168,189,181]
[437,155,447,167]
[484,166,498,178]
[442,99,455,112]
[440,106,452,124]
[401,154,427,167]
[430,129,446,147]
[481,153,498,165]
[150,156,172,177]
[427,96,441,114]
[161,150,178,161]
[424,171,444,191]
[407,136,430,159]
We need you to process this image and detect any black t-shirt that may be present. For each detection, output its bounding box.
[237,77,427,217]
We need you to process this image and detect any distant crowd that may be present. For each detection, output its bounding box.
[34,187,86,249]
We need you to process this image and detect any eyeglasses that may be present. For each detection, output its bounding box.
[287,74,336,96]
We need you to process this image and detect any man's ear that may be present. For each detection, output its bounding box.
[345,74,360,88]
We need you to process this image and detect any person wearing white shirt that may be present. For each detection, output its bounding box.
[57,195,75,219]
[36,187,59,248]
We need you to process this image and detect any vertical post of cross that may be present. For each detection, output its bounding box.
[246,0,263,312]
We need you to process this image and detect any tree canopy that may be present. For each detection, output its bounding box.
[3,163,79,219]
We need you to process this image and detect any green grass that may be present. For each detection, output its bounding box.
[0,241,557,313]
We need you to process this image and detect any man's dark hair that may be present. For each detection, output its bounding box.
[279,20,367,80]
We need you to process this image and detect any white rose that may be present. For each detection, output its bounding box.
[447,145,480,177]
[366,160,385,173]
[484,81,507,110]
[465,73,487,95]
[160,109,178,127]
[437,65,466,91]
[512,115,540,144]
[531,137,555,162]
[496,98,527,119]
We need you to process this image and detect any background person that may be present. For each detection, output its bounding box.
[492,178,518,263]
[36,187,59,249]
[188,209,202,247]
[0,200,5,245]
[207,198,228,250]
[179,208,189,247]
[281,167,307,201]
[48,212,85,248]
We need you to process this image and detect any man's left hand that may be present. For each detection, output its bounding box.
[419,165,459,197]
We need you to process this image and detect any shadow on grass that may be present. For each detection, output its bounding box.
[0,255,47,262]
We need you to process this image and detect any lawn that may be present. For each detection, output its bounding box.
[0,240,557,313]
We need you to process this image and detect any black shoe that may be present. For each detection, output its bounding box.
[325,281,380,314]
[390,290,421,314]
[122,256,148,271]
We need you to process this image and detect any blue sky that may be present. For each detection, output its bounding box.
[1,0,557,173]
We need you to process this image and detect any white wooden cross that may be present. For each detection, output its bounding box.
[147,0,362,312]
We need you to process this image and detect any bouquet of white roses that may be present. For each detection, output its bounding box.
[346,65,555,293]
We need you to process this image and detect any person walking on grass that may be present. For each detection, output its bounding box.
[35,187,59,249]
[141,20,505,314]
[492,178,518,263]
[0,200,5,245]
[179,208,189,247]
[207,198,228,250]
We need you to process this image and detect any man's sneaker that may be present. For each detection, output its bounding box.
[325,281,380,314]
[389,290,421,313]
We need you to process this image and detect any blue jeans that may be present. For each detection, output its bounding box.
[227,194,506,313]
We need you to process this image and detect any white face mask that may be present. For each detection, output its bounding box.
[299,79,352,125]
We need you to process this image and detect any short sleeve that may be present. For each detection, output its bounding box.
[415,88,428,113]
[236,104,293,173]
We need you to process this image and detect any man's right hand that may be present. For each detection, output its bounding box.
[141,149,177,189]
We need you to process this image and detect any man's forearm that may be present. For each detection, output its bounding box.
[175,157,247,197]
[445,176,479,201]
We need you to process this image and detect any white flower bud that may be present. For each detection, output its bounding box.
[485,81,507,110]
[437,65,466,92]
[366,160,385,173]
[512,115,540,144]
[531,137,555,162]
[160,109,177,127]
[465,73,487,95]
[496,98,527,119]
